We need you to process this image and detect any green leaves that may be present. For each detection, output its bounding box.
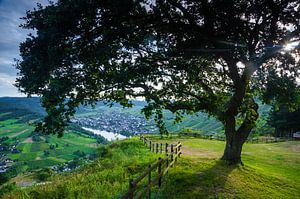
[16,0,300,136]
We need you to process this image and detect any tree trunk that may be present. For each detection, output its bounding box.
[221,98,258,165]
[219,60,259,165]
[222,132,245,164]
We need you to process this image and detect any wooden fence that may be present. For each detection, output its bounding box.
[246,137,291,143]
[121,136,182,199]
[139,135,181,154]
[179,132,291,144]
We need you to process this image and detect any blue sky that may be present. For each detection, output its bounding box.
[0,0,50,97]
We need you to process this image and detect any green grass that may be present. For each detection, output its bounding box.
[30,143,49,152]
[19,143,33,153]
[2,137,300,198]
[3,138,160,199]
[155,137,300,198]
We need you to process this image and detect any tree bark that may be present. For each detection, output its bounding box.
[221,98,259,165]
[221,124,247,165]
[222,135,244,164]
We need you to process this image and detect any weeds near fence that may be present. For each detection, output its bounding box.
[122,135,182,199]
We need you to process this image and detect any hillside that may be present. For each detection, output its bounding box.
[0,97,45,122]
[2,136,299,198]
[0,99,107,184]
[0,97,273,190]
[0,119,100,179]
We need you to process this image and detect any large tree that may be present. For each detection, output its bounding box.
[17,0,300,164]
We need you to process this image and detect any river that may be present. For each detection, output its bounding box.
[82,127,127,141]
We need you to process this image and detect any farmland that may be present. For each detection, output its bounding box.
[0,118,99,176]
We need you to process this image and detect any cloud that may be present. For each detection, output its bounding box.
[0,0,51,97]
[0,72,24,97]
[0,73,16,86]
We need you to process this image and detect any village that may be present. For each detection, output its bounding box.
[71,111,158,137]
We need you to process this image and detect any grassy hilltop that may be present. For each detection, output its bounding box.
[2,136,300,199]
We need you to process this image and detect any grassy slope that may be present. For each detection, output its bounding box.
[3,137,300,199]
[156,137,300,199]
[3,138,160,199]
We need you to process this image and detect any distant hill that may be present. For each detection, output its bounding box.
[0,97,45,122]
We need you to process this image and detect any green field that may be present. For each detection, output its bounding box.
[0,117,98,174]
[2,136,299,198]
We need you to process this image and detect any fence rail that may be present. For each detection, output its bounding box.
[178,132,293,143]
[121,136,182,199]
[140,135,181,155]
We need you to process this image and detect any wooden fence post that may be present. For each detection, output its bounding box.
[178,142,181,157]
[147,164,151,199]
[171,144,174,167]
[166,154,169,174]
[129,179,134,199]
[165,143,168,153]
[123,139,183,199]
[158,157,162,187]
[175,146,178,162]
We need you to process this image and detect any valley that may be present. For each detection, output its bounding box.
[0,97,274,196]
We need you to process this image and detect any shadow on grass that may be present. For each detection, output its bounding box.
[157,159,237,199]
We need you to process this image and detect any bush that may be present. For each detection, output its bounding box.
[32,135,42,142]
[0,173,10,185]
[97,146,111,158]
[73,150,86,157]
[43,150,50,156]
[35,168,53,181]
[0,183,17,197]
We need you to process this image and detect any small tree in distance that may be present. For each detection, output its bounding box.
[16,0,300,164]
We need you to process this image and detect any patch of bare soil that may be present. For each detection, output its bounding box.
[181,147,219,158]
[290,144,300,152]
[86,143,98,148]
[22,137,33,143]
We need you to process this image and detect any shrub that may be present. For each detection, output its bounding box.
[0,183,17,197]
[0,173,10,185]
[35,168,53,181]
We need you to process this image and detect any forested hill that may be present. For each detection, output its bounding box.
[0,97,45,121]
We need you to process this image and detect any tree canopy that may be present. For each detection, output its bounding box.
[269,104,300,137]
[17,0,300,164]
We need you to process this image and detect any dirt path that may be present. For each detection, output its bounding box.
[9,129,29,138]
[180,147,219,158]
[22,137,33,143]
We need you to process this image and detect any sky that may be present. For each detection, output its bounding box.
[0,0,50,97]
